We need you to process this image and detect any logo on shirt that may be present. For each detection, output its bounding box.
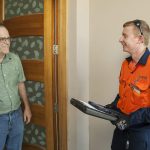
[133,75,148,84]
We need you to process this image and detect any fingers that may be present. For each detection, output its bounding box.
[24,112,32,124]
[24,115,31,124]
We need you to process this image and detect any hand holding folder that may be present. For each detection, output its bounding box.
[70,98,129,130]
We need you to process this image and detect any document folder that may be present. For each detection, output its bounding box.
[70,98,118,121]
[70,98,129,130]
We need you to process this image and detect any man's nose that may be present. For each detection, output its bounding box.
[5,39,10,45]
[119,36,123,43]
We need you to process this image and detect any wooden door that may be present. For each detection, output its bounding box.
[0,0,67,150]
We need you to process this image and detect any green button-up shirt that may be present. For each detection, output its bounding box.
[0,52,25,114]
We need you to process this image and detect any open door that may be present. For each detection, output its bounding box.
[0,0,67,150]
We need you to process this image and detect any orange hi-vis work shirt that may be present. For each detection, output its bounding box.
[117,49,150,115]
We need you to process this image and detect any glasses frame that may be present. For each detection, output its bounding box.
[0,37,12,43]
[133,20,143,35]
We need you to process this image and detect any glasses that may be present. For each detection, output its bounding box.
[0,37,12,43]
[133,20,143,35]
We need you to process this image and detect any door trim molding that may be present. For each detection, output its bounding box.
[44,0,55,149]
[58,0,67,150]
[0,0,3,22]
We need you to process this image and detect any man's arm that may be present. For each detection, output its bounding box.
[18,82,32,124]
[111,107,150,130]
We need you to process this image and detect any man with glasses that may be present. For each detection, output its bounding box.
[0,24,32,150]
[106,20,150,150]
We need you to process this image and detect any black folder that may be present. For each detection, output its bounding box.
[70,98,118,121]
[70,98,129,130]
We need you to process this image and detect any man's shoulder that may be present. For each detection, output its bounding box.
[7,52,18,57]
[146,55,150,64]
[7,52,20,60]
[122,58,129,66]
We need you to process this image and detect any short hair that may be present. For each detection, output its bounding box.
[123,19,150,46]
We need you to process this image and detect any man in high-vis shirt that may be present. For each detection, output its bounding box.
[0,24,32,150]
[107,20,150,150]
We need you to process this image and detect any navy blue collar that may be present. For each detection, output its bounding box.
[126,48,150,65]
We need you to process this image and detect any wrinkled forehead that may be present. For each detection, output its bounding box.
[123,25,136,35]
[0,26,9,37]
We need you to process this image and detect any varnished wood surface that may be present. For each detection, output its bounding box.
[22,59,44,82]
[30,103,46,127]
[22,143,45,150]
[58,0,67,149]
[44,0,55,150]
[0,0,3,22]
[3,14,43,37]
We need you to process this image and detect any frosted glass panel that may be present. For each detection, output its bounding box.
[5,0,43,19]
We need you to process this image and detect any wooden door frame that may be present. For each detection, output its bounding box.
[0,0,3,22]
[57,0,67,150]
[44,0,67,149]
[44,0,55,149]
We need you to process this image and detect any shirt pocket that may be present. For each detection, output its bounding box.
[133,77,149,91]
[5,63,19,85]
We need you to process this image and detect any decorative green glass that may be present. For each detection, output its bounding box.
[5,0,46,148]
[5,0,43,19]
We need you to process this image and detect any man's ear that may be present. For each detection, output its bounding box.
[138,35,144,44]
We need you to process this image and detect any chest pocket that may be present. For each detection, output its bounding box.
[3,61,19,85]
[132,76,149,91]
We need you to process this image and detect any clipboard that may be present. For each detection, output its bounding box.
[70,98,118,121]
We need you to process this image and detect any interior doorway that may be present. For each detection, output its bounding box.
[0,0,67,150]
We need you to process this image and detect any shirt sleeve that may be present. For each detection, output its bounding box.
[16,55,26,82]
[129,108,150,127]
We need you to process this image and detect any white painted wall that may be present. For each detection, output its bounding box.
[68,0,150,150]
[89,1,150,150]
[67,0,89,150]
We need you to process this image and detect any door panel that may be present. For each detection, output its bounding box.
[0,0,67,150]
[23,144,46,150]
[1,0,54,149]
[29,104,45,127]
[3,14,44,36]
[22,60,44,82]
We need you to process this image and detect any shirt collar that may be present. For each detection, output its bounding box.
[2,53,12,64]
[126,48,150,65]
